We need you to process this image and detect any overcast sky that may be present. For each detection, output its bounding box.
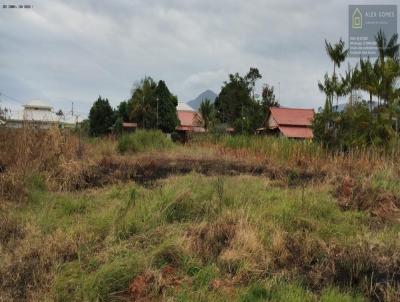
[0,0,397,116]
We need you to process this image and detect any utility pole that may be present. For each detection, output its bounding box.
[156,97,159,128]
[71,101,74,116]
[278,82,281,102]
[241,103,244,133]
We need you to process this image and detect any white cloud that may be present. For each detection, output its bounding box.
[0,0,381,114]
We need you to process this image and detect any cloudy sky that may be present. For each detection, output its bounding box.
[0,0,395,116]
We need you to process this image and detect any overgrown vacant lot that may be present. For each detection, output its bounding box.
[1,129,400,301]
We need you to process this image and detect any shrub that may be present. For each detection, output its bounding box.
[117,129,173,153]
[313,102,394,150]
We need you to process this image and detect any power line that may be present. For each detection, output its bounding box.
[0,91,24,105]
[0,93,89,117]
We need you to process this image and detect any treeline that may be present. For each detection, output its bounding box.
[88,77,179,136]
[314,30,400,149]
[87,69,279,136]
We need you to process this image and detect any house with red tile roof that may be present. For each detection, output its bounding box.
[176,103,205,133]
[265,107,315,139]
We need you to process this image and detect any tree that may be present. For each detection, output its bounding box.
[318,73,335,111]
[214,68,264,133]
[324,38,349,107]
[325,38,348,77]
[56,109,64,117]
[374,30,399,105]
[128,76,158,129]
[197,99,215,130]
[340,63,360,106]
[313,101,393,149]
[375,30,399,65]
[89,96,115,136]
[317,31,400,148]
[358,59,378,110]
[127,77,179,132]
[116,101,130,122]
[261,84,279,109]
[259,83,279,125]
[154,80,179,133]
[245,67,262,100]
[215,73,251,124]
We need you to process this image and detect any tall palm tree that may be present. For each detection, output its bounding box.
[359,59,379,110]
[375,30,399,64]
[325,38,349,107]
[318,73,335,111]
[374,30,399,105]
[382,58,400,103]
[341,63,360,106]
[325,38,349,77]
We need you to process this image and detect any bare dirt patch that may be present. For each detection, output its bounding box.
[128,266,182,301]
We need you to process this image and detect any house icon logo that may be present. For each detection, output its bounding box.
[352,8,362,29]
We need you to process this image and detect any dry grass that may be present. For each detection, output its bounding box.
[0,126,85,201]
[2,129,400,301]
[192,134,397,181]
[0,224,79,301]
[335,175,400,223]
[0,126,125,201]
[189,212,269,281]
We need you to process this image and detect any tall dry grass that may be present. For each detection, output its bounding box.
[191,134,399,178]
[0,126,85,201]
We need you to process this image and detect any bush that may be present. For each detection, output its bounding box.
[313,101,394,150]
[117,129,173,153]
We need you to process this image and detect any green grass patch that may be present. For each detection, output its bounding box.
[117,129,173,153]
[3,173,399,301]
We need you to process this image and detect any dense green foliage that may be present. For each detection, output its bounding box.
[88,77,179,136]
[117,129,173,153]
[198,98,215,130]
[313,102,394,149]
[214,68,277,133]
[116,100,130,122]
[88,96,115,136]
[154,80,179,133]
[316,31,400,149]
[127,77,178,132]
[128,76,158,128]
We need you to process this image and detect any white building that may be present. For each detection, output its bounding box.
[4,100,80,129]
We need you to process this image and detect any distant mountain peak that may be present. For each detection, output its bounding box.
[187,90,217,110]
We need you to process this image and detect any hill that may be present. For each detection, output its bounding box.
[187,89,217,110]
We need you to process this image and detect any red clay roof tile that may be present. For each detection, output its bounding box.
[270,107,314,127]
[278,126,313,139]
